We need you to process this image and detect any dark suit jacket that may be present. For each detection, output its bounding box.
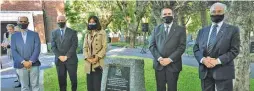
[149,23,186,72]
[51,27,78,65]
[193,23,240,80]
[11,30,41,68]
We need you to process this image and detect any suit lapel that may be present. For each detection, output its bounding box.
[56,29,62,43]
[164,23,176,44]
[26,31,30,44]
[18,32,24,45]
[92,30,100,42]
[61,28,69,43]
[213,23,228,49]
[202,26,211,48]
[156,24,165,41]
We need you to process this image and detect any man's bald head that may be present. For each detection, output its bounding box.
[17,16,29,24]
[17,16,29,30]
[57,15,66,23]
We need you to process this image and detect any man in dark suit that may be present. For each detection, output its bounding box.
[193,2,240,91]
[11,16,41,91]
[149,8,186,91]
[51,15,78,91]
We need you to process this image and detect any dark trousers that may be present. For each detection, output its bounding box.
[87,67,102,91]
[201,70,233,91]
[56,62,78,91]
[155,68,179,91]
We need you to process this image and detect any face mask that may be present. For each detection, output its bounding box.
[88,23,97,30]
[58,22,66,28]
[18,24,28,29]
[210,15,224,23]
[163,16,173,24]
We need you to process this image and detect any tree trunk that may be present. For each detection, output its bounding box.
[128,1,148,48]
[129,24,137,48]
[116,1,147,48]
[200,2,208,28]
[101,15,113,30]
[227,1,253,91]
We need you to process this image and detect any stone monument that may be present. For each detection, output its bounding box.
[101,57,145,91]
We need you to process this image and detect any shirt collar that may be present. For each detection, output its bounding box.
[164,22,173,28]
[21,29,28,33]
[212,21,223,27]
[60,27,67,31]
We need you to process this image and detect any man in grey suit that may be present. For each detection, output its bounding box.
[149,8,186,91]
[51,15,78,91]
[11,16,41,91]
[193,3,240,91]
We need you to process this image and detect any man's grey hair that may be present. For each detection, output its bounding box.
[14,26,21,31]
[210,2,227,14]
[6,24,15,29]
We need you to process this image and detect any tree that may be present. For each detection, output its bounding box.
[117,1,149,48]
[65,1,117,32]
[226,1,254,91]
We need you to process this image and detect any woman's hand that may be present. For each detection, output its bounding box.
[86,58,93,63]
[87,58,97,64]
[92,56,100,64]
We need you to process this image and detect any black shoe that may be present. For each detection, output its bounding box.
[14,84,21,88]
[14,80,19,82]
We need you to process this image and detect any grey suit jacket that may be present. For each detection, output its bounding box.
[149,23,186,72]
[193,23,240,80]
[51,27,78,65]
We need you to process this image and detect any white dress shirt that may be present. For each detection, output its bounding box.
[164,22,173,34]
[60,27,67,36]
[21,30,27,44]
[200,21,224,64]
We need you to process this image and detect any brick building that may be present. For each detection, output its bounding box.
[0,0,65,54]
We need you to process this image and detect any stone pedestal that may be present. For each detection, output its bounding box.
[101,57,145,91]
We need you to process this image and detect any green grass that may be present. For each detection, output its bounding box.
[44,60,87,91]
[110,42,148,48]
[110,42,130,47]
[185,45,194,56]
[44,56,254,91]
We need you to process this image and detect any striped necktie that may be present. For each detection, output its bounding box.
[207,24,218,55]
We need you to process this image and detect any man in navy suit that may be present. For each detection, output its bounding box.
[193,2,240,91]
[11,16,41,91]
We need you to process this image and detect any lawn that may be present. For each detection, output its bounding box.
[44,56,254,91]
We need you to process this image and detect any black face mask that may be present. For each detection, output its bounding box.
[163,16,173,24]
[88,23,97,30]
[210,15,224,23]
[18,24,28,29]
[58,22,66,28]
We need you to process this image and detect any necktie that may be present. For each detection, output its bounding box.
[207,24,218,54]
[165,25,169,34]
[61,29,64,39]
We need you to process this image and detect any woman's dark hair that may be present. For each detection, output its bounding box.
[87,15,101,30]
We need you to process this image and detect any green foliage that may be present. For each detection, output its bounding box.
[186,13,202,33]
[65,1,213,47]
[185,45,194,56]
